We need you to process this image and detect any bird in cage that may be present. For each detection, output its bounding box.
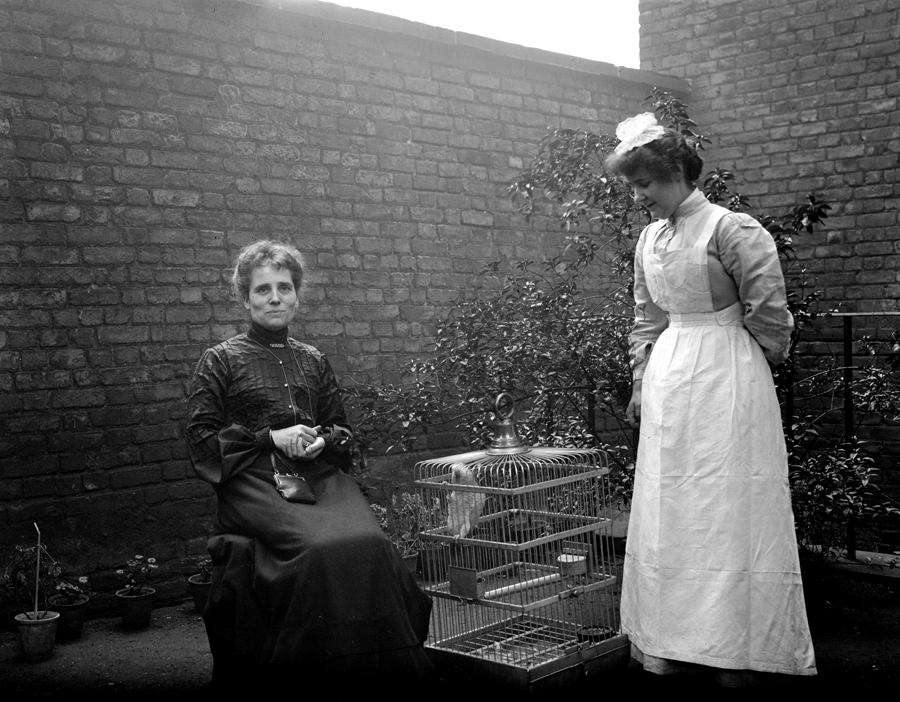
[446,462,486,539]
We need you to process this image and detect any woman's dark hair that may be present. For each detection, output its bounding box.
[231,240,304,301]
[604,128,703,183]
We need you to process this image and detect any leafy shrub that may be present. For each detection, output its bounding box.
[347,88,900,555]
[115,554,158,596]
[51,576,91,605]
[371,492,445,558]
[1,544,62,614]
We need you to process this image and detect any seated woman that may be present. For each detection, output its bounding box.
[185,239,433,692]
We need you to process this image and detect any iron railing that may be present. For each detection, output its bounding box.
[821,311,900,559]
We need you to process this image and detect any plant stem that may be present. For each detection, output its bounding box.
[33,522,40,618]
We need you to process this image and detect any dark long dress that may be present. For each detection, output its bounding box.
[185,322,432,687]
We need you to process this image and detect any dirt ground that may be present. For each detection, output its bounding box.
[0,564,898,699]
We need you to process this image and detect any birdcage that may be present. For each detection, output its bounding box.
[414,393,629,691]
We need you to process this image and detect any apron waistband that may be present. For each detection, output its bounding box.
[669,301,744,327]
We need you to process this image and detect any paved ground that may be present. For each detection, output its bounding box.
[0,601,211,699]
[1,562,898,699]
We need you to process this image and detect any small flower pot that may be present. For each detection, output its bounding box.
[14,611,60,662]
[401,553,419,574]
[187,574,211,613]
[576,624,614,643]
[115,587,155,630]
[49,595,90,640]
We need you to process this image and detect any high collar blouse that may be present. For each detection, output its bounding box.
[629,189,794,375]
[185,328,350,484]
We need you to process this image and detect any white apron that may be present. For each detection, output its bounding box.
[620,208,817,676]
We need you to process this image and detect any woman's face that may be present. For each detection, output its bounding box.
[244,264,298,331]
[624,167,691,220]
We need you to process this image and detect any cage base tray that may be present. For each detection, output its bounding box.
[425,615,629,692]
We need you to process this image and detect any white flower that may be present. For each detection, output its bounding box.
[614,112,666,154]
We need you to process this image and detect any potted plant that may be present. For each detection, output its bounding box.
[371,492,445,576]
[115,553,158,629]
[49,575,91,640]
[186,558,212,613]
[1,524,62,661]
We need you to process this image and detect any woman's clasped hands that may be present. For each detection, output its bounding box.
[271,424,325,459]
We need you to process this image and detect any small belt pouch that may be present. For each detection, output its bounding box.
[271,453,317,504]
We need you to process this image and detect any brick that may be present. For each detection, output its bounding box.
[151,189,201,207]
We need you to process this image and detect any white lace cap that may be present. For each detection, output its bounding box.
[614,112,666,154]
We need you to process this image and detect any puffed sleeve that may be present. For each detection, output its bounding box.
[716,213,794,364]
[629,225,669,380]
[312,353,354,471]
[185,346,273,485]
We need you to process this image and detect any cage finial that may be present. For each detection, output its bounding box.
[487,392,529,454]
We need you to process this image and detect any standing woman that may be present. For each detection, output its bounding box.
[605,114,817,686]
[186,240,433,692]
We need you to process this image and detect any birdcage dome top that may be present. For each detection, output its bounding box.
[413,393,604,486]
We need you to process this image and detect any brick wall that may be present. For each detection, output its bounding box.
[0,0,685,605]
[640,0,900,540]
[641,0,899,307]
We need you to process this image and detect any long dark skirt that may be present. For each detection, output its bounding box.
[203,453,433,687]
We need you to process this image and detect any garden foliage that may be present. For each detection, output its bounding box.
[349,89,899,557]
[1,544,61,614]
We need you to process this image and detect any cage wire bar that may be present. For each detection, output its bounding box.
[413,393,629,690]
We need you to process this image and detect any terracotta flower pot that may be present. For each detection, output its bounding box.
[115,587,155,630]
[14,610,60,662]
[187,574,211,613]
[401,553,419,574]
[49,595,90,640]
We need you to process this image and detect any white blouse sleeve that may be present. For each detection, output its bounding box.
[716,212,795,364]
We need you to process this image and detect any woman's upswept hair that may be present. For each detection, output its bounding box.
[604,128,703,184]
[231,240,304,301]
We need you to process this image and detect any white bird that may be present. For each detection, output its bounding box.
[446,462,486,539]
